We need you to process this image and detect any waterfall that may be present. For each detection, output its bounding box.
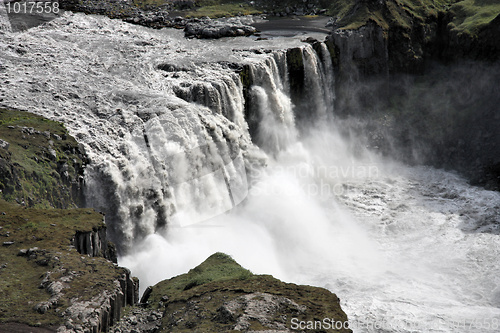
[247,52,297,154]
[82,90,252,250]
[2,13,499,333]
[302,43,335,121]
[171,72,249,135]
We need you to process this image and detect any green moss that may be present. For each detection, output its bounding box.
[331,0,454,31]
[450,0,500,34]
[148,252,253,305]
[329,0,499,36]
[0,108,86,209]
[131,0,171,10]
[144,253,350,332]
[0,200,103,250]
[183,1,261,18]
[0,199,126,328]
[0,254,58,326]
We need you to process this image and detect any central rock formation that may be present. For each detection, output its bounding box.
[120,253,352,333]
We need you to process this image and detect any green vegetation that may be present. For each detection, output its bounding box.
[450,0,500,34]
[327,0,454,30]
[326,0,499,35]
[132,0,171,10]
[148,252,253,303]
[143,253,350,332]
[0,108,127,330]
[184,3,260,18]
[0,200,103,250]
[0,108,86,209]
[0,200,125,328]
[131,0,261,18]
[182,0,261,18]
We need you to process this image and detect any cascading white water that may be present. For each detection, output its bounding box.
[247,52,297,154]
[171,72,249,133]
[302,43,334,120]
[1,13,499,333]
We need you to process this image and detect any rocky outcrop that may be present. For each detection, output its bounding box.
[9,219,139,332]
[60,0,176,29]
[74,226,117,263]
[184,16,257,39]
[56,268,138,333]
[0,108,88,208]
[0,168,138,332]
[109,307,162,333]
[129,253,351,332]
[61,0,259,37]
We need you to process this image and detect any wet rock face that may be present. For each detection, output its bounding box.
[74,227,117,263]
[329,22,389,79]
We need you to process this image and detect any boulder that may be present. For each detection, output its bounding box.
[184,17,257,39]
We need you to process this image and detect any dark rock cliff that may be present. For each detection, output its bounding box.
[74,227,117,263]
[327,0,500,77]
[326,0,500,190]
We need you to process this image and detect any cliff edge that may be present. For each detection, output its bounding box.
[115,252,352,333]
[327,0,500,76]
[325,0,500,191]
[0,108,139,332]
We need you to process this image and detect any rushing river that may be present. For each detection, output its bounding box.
[1,12,499,332]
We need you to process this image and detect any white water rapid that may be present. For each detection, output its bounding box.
[1,13,499,332]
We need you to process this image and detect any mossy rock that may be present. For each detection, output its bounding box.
[329,0,500,67]
[143,253,351,332]
[0,108,88,209]
[0,200,126,329]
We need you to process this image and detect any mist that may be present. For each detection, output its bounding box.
[334,61,500,190]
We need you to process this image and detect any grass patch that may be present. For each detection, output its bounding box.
[0,199,125,328]
[0,108,86,209]
[327,0,499,36]
[449,0,500,34]
[148,252,253,304]
[132,0,171,10]
[183,1,261,18]
[144,252,350,332]
[0,200,103,250]
[329,0,455,30]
